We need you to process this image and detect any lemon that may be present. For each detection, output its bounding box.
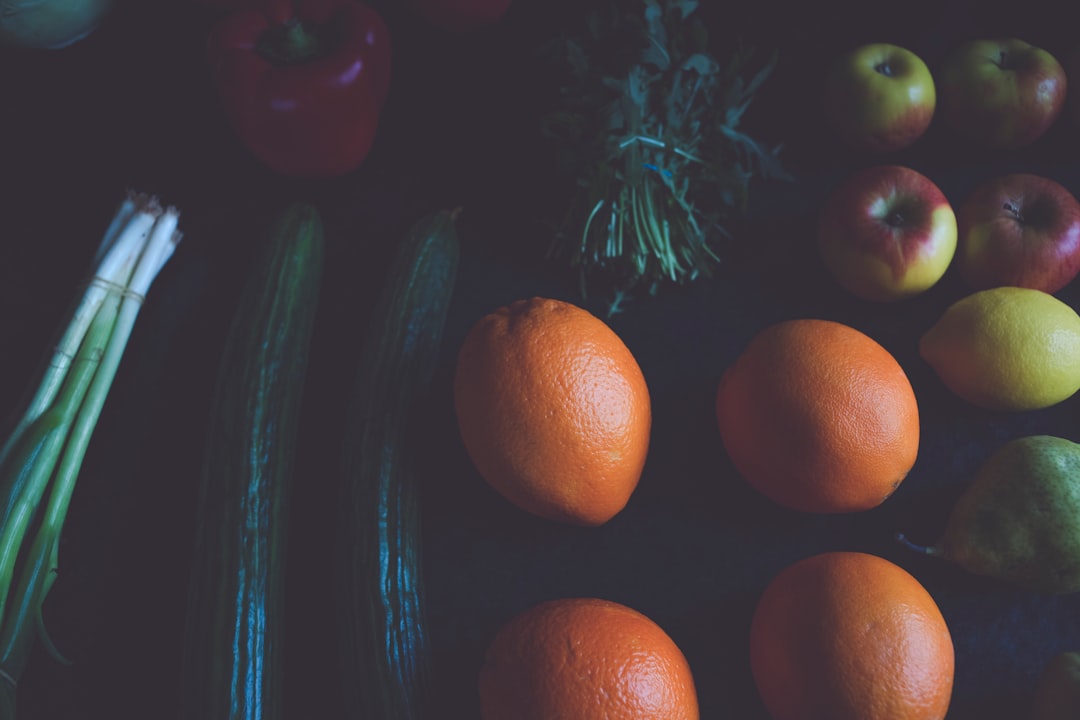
[919,286,1080,411]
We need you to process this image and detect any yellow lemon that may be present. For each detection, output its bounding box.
[920,286,1080,411]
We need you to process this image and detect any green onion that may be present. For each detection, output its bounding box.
[0,192,182,716]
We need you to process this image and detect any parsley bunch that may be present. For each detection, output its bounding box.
[541,0,789,312]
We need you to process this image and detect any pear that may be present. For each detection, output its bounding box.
[1031,651,1080,720]
[898,434,1080,595]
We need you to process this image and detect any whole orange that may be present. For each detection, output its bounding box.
[749,551,954,720]
[715,318,919,513]
[478,597,699,720]
[453,297,651,526]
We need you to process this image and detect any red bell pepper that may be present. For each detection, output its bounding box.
[207,0,392,178]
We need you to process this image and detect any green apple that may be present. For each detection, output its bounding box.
[823,43,937,153]
[938,38,1067,149]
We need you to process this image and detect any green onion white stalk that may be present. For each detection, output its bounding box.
[0,192,182,717]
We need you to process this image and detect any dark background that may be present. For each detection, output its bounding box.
[3,0,1080,717]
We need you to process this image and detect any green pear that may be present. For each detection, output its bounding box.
[1032,651,1080,720]
[898,435,1080,595]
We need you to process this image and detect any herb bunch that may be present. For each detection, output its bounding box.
[541,0,789,312]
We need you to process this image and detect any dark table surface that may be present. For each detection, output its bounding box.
[3,0,1080,718]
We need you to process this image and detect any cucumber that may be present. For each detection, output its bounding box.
[337,209,460,719]
[180,203,324,720]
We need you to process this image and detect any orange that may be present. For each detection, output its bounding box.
[478,597,699,720]
[453,297,651,526]
[715,318,919,513]
[749,551,954,720]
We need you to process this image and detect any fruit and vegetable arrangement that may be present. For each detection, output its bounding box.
[3,0,1080,718]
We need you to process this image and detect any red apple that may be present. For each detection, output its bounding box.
[822,43,937,153]
[938,38,1067,149]
[817,165,958,302]
[955,173,1080,293]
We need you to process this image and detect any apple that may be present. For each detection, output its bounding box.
[817,165,958,302]
[937,38,1067,149]
[955,173,1080,293]
[822,43,936,153]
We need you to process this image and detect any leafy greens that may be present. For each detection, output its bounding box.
[541,0,789,312]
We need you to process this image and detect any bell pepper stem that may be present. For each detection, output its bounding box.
[257,18,321,65]
[282,19,318,60]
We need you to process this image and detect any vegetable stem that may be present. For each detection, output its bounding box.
[0,193,182,705]
[0,196,155,472]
